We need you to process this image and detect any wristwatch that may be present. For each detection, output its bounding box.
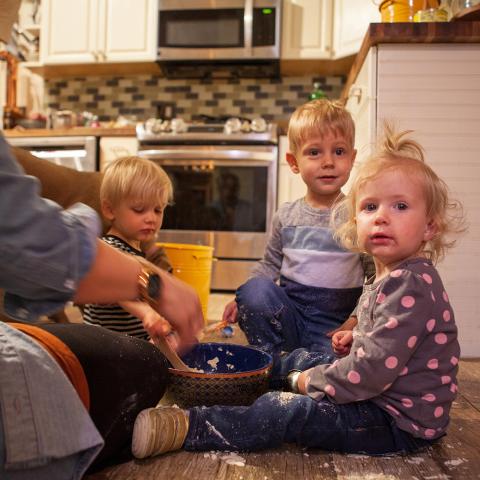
[138,264,161,308]
[287,370,302,394]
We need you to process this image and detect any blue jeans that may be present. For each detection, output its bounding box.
[236,277,362,355]
[185,393,434,455]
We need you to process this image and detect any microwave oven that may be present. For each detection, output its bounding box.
[157,0,281,62]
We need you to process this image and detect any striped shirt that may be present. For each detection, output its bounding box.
[83,235,149,340]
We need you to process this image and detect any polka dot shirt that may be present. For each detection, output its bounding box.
[305,258,460,440]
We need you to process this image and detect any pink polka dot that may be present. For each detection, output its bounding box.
[332,359,339,368]
[426,319,436,332]
[407,336,417,348]
[443,310,451,322]
[376,292,386,304]
[366,331,373,337]
[399,366,408,376]
[434,406,444,418]
[385,356,398,369]
[382,383,392,391]
[435,333,447,345]
[386,404,400,416]
[356,347,366,358]
[441,375,451,385]
[450,383,458,393]
[390,269,403,277]
[324,384,335,396]
[427,358,438,369]
[385,317,398,329]
[425,429,436,438]
[450,356,459,366]
[422,273,433,284]
[443,291,449,302]
[422,393,436,402]
[402,398,414,408]
[347,370,361,384]
[431,292,436,302]
[305,376,311,388]
[401,296,415,308]
[411,423,419,431]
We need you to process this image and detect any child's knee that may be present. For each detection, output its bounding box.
[237,277,279,308]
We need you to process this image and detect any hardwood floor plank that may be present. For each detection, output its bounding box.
[86,356,480,480]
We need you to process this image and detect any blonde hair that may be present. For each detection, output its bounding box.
[287,99,355,155]
[333,125,465,264]
[101,156,173,207]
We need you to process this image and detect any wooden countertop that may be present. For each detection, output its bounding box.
[341,21,480,103]
[3,126,137,138]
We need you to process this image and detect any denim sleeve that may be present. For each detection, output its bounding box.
[0,136,101,321]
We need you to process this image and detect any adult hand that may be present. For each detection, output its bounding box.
[222,299,238,324]
[155,269,204,353]
[332,330,353,357]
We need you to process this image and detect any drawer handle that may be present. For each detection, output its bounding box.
[348,85,363,104]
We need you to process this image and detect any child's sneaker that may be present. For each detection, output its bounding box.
[131,406,189,459]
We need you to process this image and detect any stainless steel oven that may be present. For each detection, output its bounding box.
[6,136,98,171]
[137,120,278,290]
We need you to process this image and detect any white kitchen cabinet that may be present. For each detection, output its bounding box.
[346,43,480,357]
[332,0,379,58]
[41,0,158,65]
[281,0,380,60]
[277,135,307,205]
[281,0,333,59]
[99,136,138,172]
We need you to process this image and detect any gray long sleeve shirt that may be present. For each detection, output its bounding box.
[252,198,374,288]
[305,258,460,440]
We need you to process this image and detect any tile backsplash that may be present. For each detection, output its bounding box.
[46,74,346,123]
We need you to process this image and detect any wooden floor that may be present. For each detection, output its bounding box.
[85,295,480,480]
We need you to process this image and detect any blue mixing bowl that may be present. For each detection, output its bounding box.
[166,342,272,407]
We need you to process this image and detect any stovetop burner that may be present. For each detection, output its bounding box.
[191,114,252,124]
[137,115,277,145]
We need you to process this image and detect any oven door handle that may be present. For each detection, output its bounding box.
[138,148,276,162]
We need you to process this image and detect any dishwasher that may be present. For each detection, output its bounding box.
[6,135,98,171]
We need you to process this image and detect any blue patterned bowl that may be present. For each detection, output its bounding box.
[166,342,272,408]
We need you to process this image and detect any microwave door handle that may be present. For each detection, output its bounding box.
[244,0,252,52]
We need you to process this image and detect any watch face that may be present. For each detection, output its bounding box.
[148,273,161,298]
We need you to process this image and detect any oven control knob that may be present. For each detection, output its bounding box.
[225,117,242,134]
[240,120,251,133]
[251,117,267,133]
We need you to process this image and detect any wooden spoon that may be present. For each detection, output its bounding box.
[152,334,194,372]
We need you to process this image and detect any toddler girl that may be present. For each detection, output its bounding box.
[130,127,465,457]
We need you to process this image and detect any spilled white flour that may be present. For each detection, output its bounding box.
[207,357,220,369]
[203,451,246,467]
[444,458,468,467]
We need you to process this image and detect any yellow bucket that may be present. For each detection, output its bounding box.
[158,243,214,322]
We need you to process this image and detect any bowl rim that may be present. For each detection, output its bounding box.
[169,342,273,378]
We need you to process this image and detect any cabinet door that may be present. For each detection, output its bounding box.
[41,0,98,64]
[281,0,333,59]
[100,0,158,62]
[277,136,307,205]
[332,0,380,58]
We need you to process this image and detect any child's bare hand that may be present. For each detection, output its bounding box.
[142,309,172,339]
[332,330,353,357]
[222,300,238,324]
[326,315,358,338]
